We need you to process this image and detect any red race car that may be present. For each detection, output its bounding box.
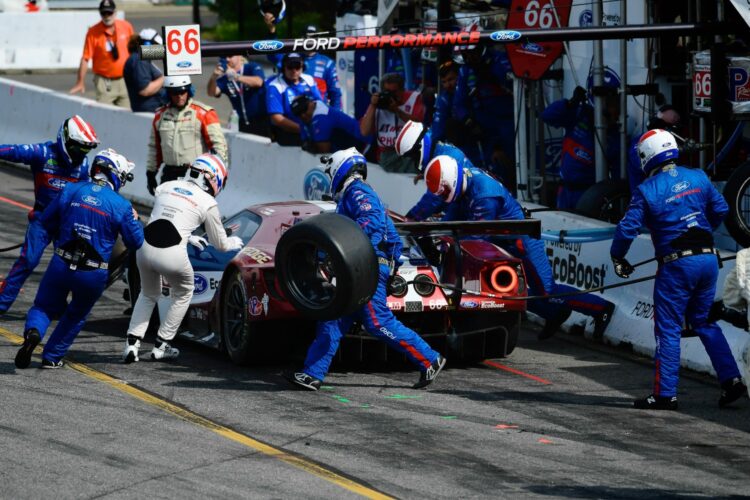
[132,200,539,365]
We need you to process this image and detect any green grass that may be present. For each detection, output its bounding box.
[203,11,327,42]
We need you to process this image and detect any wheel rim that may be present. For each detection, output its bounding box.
[223,276,247,351]
[735,177,750,234]
[283,240,338,312]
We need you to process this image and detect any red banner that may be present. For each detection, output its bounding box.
[506,0,572,80]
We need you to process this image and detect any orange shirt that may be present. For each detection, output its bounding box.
[82,19,133,79]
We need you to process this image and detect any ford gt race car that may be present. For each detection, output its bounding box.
[128,200,540,365]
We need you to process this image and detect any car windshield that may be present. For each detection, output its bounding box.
[222,210,262,244]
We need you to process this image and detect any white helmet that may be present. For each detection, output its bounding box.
[184,153,228,197]
[637,128,679,174]
[90,148,134,192]
[164,75,192,96]
[57,115,99,166]
[395,120,432,171]
[322,147,367,194]
[424,155,465,203]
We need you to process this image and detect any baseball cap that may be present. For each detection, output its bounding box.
[99,0,116,13]
[139,28,163,45]
[283,52,304,66]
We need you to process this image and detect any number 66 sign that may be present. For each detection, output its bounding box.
[164,25,202,76]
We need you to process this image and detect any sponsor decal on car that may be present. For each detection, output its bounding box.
[480,301,506,309]
[462,300,479,309]
[194,274,208,295]
[176,61,192,68]
[174,187,193,196]
[248,293,269,316]
[252,40,284,52]
[490,30,521,42]
[241,246,273,264]
[82,195,101,206]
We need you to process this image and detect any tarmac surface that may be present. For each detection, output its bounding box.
[0,165,749,498]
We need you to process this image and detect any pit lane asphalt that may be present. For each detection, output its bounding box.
[0,166,749,499]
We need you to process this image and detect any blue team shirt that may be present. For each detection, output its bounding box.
[123,52,166,112]
[300,102,368,151]
[216,62,267,122]
[265,73,323,127]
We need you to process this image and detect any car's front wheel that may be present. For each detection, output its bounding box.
[221,268,256,365]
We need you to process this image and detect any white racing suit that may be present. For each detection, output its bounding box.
[722,248,750,325]
[127,180,241,342]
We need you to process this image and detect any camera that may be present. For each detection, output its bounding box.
[376,90,395,110]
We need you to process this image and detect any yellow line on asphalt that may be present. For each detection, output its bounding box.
[0,327,393,500]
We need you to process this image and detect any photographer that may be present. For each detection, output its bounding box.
[359,73,424,173]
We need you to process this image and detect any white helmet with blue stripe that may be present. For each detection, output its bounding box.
[184,154,228,197]
[322,148,367,195]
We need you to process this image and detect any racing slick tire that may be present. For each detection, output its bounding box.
[276,213,378,320]
[723,161,750,248]
[575,179,630,223]
[220,267,259,365]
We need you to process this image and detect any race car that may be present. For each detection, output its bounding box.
[126,200,539,365]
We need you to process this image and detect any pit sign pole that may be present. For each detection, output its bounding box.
[163,24,202,76]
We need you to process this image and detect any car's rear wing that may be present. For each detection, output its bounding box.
[394,219,541,239]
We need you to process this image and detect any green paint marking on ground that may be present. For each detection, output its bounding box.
[360,404,371,408]
[384,394,423,400]
[321,386,334,391]
[332,395,350,403]
[441,416,457,420]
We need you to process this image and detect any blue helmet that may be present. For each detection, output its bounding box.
[322,148,367,195]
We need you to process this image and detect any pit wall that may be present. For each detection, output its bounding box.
[1,76,748,384]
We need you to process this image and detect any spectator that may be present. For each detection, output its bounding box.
[147,76,227,195]
[453,44,515,179]
[70,0,133,108]
[208,55,269,137]
[123,28,166,113]
[266,52,322,146]
[541,86,621,209]
[359,72,424,173]
[301,25,343,109]
[292,94,369,154]
[431,60,461,144]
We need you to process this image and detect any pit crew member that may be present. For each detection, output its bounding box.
[610,129,747,410]
[291,148,446,391]
[413,155,615,340]
[123,154,243,363]
[0,115,99,315]
[14,149,143,369]
[292,94,369,154]
[147,75,228,195]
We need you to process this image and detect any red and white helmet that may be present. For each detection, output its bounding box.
[395,120,431,170]
[184,154,228,197]
[424,155,465,203]
[636,128,679,174]
[57,115,99,164]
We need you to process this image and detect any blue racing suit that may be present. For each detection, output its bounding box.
[0,137,89,313]
[408,168,611,322]
[305,53,342,110]
[25,180,143,363]
[452,51,515,175]
[300,101,369,152]
[611,165,741,397]
[303,178,440,381]
[541,99,621,209]
[431,88,454,144]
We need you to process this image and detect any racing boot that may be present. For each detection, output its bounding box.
[719,377,748,408]
[290,372,322,391]
[413,354,447,389]
[122,335,140,364]
[633,394,678,410]
[41,358,64,369]
[593,302,616,340]
[150,337,179,361]
[15,328,41,369]
[538,309,572,340]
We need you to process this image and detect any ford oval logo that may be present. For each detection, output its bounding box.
[579,9,593,27]
[574,148,592,161]
[49,178,67,189]
[303,169,331,201]
[83,195,101,206]
[490,30,521,42]
[252,40,284,52]
[463,300,479,309]
[521,42,544,53]
[174,187,193,196]
[194,274,208,294]
[176,61,192,68]
[672,181,690,193]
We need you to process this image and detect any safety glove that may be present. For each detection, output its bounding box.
[611,255,634,279]
[188,235,208,250]
[146,170,158,196]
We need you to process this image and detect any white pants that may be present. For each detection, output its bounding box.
[127,242,193,341]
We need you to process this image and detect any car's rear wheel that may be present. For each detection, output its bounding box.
[276,213,378,320]
[723,161,750,247]
[575,179,630,223]
[221,268,256,365]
